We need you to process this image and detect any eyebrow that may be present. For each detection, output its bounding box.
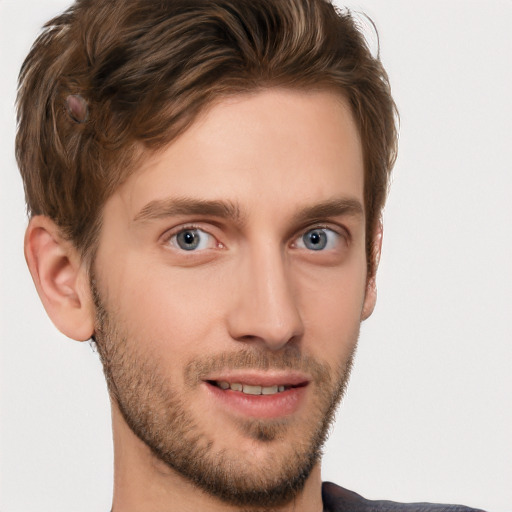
[133,197,244,223]
[291,198,364,225]
[133,196,363,225]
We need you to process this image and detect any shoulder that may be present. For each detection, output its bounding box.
[322,482,487,512]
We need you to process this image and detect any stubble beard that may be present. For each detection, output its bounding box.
[92,282,357,509]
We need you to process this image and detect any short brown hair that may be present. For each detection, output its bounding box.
[16,0,398,274]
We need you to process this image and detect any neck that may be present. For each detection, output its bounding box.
[110,405,324,512]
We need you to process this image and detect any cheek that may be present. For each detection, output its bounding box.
[103,257,229,352]
[296,264,367,356]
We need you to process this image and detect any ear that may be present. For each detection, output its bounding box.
[361,219,383,321]
[24,215,95,341]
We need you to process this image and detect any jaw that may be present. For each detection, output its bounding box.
[112,401,322,512]
[110,400,325,512]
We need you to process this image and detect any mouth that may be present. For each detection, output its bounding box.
[203,374,310,419]
[207,380,307,396]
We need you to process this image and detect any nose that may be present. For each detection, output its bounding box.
[226,244,304,350]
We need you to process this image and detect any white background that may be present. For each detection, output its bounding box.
[1,1,511,511]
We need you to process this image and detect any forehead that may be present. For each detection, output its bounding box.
[107,88,364,224]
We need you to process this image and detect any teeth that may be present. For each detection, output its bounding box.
[215,381,288,395]
[261,385,278,395]
[243,384,262,395]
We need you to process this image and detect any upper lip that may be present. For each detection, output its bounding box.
[204,371,310,388]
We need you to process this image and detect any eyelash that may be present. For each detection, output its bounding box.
[302,223,349,239]
[294,224,349,246]
[162,224,221,249]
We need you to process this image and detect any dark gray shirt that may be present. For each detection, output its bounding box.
[322,482,486,512]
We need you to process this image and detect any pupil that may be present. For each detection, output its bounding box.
[310,232,321,244]
[184,232,195,244]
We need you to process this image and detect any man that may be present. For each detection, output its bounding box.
[13,0,489,510]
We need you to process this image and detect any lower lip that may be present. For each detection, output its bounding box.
[204,382,307,419]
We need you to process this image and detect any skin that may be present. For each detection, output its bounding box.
[25,88,380,512]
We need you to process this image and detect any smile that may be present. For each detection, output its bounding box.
[210,381,291,395]
[202,371,310,418]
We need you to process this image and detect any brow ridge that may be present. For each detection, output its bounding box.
[291,198,364,225]
[133,197,243,223]
[133,196,363,226]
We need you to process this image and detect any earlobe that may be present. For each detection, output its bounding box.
[361,276,377,320]
[24,216,95,341]
[361,219,383,321]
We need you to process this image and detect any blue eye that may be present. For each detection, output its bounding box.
[171,228,214,251]
[296,228,340,251]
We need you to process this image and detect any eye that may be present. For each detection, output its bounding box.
[169,228,216,251]
[295,228,341,251]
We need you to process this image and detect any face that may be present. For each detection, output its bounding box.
[92,89,371,507]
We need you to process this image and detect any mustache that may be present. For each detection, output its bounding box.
[183,347,333,388]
